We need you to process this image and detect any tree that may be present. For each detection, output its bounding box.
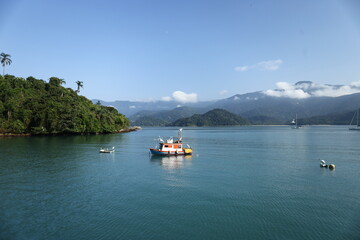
[1,53,12,76]
[59,79,66,86]
[75,81,83,93]
[49,77,66,86]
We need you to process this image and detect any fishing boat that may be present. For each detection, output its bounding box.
[349,109,360,130]
[149,129,193,156]
[99,146,115,153]
[291,114,302,129]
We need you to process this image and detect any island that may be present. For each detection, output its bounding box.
[0,75,133,136]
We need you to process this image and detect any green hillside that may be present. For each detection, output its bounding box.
[131,116,168,126]
[130,106,208,126]
[170,108,249,126]
[0,75,129,134]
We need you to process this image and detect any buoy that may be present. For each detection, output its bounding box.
[329,164,335,170]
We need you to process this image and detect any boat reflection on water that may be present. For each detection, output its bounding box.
[150,155,192,169]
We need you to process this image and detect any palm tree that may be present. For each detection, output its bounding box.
[75,81,83,93]
[59,79,66,86]
[49,77,66,86]
[1,53,12,76]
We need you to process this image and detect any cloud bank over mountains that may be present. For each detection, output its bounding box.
[264,81,360,99]
[162,91,198,103]
[139,81,360,104]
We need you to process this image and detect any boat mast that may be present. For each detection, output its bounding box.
[349,109,359,128]
[178,128,183,142]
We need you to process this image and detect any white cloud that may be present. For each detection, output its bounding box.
[161,91,198,103]
[234,66,250,72]
[258,59,283,71]
[264,88,310,99]
[275,82,293,90]
[350,81,360,87]
[263,81,360,99]
[311,83,360,97]
[235,59,283,72]
[129,105,136,109]
[219,90,229,95]
[172,91,198,103]
[161,96,172,102]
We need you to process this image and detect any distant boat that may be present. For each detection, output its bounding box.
[291,114,302,129]
[349,109,360,131]
[320,159,328,168]
[149,129,193,156]
[99,146,115,153]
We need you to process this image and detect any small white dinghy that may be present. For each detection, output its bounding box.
[320,159,328,168]
[99,146,115,153]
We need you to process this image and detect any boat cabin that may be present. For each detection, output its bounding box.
[158,142,182,151]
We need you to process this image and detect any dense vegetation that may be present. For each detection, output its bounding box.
[131,116,168,126]
[170,108,250,126]
[0,75,130,134]
[130,106,207,126]
[246,115,282,125]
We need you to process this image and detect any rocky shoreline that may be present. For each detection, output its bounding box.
[0,133,32,137]
[0,126,142,137]
[114,126,142,133]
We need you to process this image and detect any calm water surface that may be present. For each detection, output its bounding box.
[0,126,359,240]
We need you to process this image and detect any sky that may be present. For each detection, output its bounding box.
[1,0,360,102]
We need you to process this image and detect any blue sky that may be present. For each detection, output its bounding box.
[1,0,359,102]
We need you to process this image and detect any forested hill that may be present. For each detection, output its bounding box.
[0,75,130,135]
[170,108,250,126]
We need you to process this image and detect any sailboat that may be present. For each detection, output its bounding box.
[291,114,302,129]
[349,109,360,130]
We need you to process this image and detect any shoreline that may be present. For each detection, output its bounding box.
[0,126,142,138]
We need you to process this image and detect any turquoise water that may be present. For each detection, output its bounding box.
[0,126,359,240]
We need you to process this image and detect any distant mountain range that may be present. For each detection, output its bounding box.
[92,99,213,117]
[169,109,249,127]
[211,91,360,123]
[94,81,360,126]
[298,110,357,125]
[130,106,209,126]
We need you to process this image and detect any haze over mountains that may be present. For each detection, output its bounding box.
[94,81,360,125]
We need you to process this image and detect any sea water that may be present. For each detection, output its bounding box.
[0,126,359,240]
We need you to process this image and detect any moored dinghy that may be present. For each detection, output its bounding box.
[320,159,328,168]
[150,129,192,156]
[100,146,115,153]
